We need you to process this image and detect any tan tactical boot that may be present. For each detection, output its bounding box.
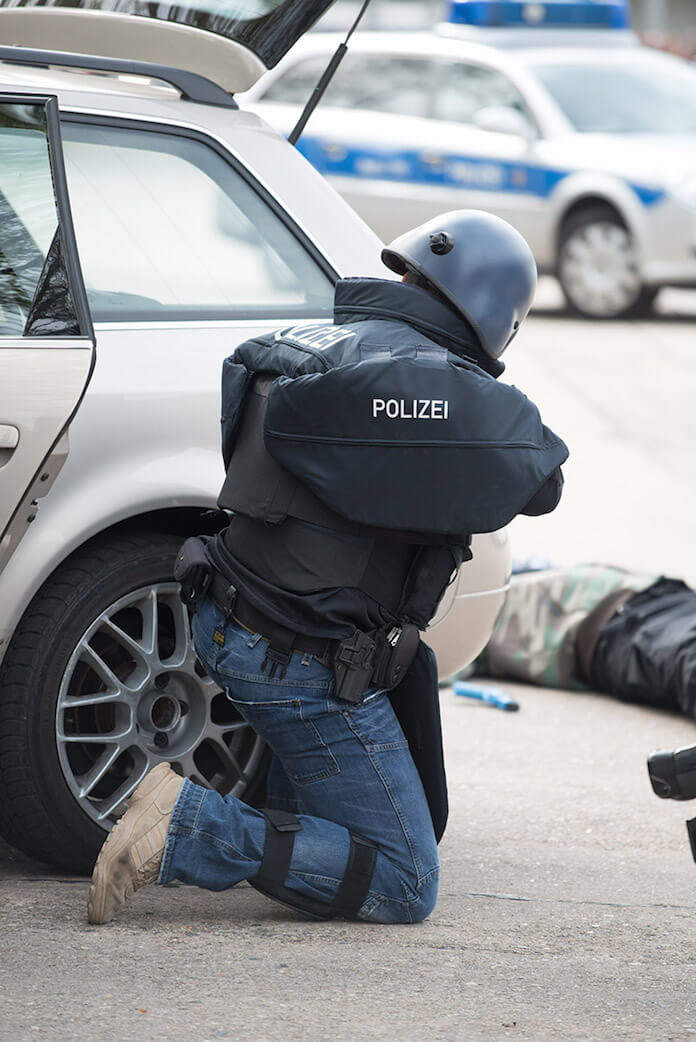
[87,762,184,925]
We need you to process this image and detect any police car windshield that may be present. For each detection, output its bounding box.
[534,53,696,134]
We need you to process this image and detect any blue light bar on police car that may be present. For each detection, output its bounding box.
[447,0,631,28]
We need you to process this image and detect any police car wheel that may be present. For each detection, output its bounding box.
[0,531,269,874]
[558,206,655,319]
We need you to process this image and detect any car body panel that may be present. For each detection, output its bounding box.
[0,344,94,565]
[429,528,511,680]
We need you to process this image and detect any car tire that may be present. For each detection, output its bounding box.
[558,205,657,319]
[0,531,268,874]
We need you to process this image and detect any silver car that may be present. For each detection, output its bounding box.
[0,3,510,873]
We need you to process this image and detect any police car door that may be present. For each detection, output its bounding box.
[0,94,95,574]
[426,59,548,252]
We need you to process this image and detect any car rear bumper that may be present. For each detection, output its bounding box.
[427,528,511,680]
[428,586,509,681]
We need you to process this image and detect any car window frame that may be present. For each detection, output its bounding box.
[430,57,542,139]
[0,94,95,341]
[59,111,340,324]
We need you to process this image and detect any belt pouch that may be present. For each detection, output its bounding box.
[372,623,420,690]
[174,536,212,604]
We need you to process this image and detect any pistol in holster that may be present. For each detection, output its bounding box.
[332,622,420,704]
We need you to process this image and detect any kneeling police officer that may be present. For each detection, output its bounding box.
[88,211,567,925]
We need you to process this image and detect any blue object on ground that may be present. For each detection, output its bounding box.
[511,555,554,574]
[453,681,520,712]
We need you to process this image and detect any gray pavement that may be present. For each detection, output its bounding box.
[2,287,696,1041]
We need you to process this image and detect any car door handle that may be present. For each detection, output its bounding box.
[419,153,445,168]
[0,424,19,450]
[321,143,349,162]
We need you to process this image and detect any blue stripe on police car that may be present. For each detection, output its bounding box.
[297,138,665,206]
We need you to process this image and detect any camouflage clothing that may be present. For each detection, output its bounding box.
[475,565,657,690]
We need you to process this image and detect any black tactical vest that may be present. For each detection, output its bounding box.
[218,371,466,627]
[214,279,567,634]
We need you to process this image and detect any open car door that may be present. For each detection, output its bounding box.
[0,94,95,574]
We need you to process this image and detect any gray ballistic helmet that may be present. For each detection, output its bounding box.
[381,210,537,359]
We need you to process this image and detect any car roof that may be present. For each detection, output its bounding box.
[521,44,689,65]
[275,30,531,71]
[269,28,646,70]
[0,59,201,113]
[284,30,519,60]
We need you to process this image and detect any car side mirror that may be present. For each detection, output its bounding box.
[473,106,537,140]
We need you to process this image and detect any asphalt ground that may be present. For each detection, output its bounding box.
[2,283,696,1041]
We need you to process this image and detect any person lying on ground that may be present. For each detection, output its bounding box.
[471,563,696,720]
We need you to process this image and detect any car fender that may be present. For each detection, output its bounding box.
[548,170,651,266]
[0,446,223,664]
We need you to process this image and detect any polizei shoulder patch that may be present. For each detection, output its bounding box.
[372,398,449,420]
[274,323,354,351]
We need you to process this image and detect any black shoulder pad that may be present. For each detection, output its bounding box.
[220,329,335,470]
[235,329,335,378]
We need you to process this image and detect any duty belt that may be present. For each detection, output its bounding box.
[208,571,334,663]
[174,535,419,699]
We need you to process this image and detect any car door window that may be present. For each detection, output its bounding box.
[60,122,334,322]
[0,102,87,337]
[263,53,435,118]
[433,63,528,126]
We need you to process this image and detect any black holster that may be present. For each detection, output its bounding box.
[332,622,420,704]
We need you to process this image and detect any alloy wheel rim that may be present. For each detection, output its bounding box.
[56,582,265,829]
[560,221,641,317]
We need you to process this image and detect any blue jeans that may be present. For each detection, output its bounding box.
[159,596,439,924]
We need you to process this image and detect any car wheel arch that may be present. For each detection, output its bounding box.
[555,194,628,257]
[0,504,228,666]
[549,166,649,258]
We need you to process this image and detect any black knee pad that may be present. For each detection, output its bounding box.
[250,809,377,921]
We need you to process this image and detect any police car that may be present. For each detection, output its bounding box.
[244,0,696,319]
[0,0,510,872]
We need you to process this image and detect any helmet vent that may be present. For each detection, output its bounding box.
[429,232,455,256]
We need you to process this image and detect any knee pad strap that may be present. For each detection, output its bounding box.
[329,833,377,919]
[251,809,377,920]
[254,809,301,892]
